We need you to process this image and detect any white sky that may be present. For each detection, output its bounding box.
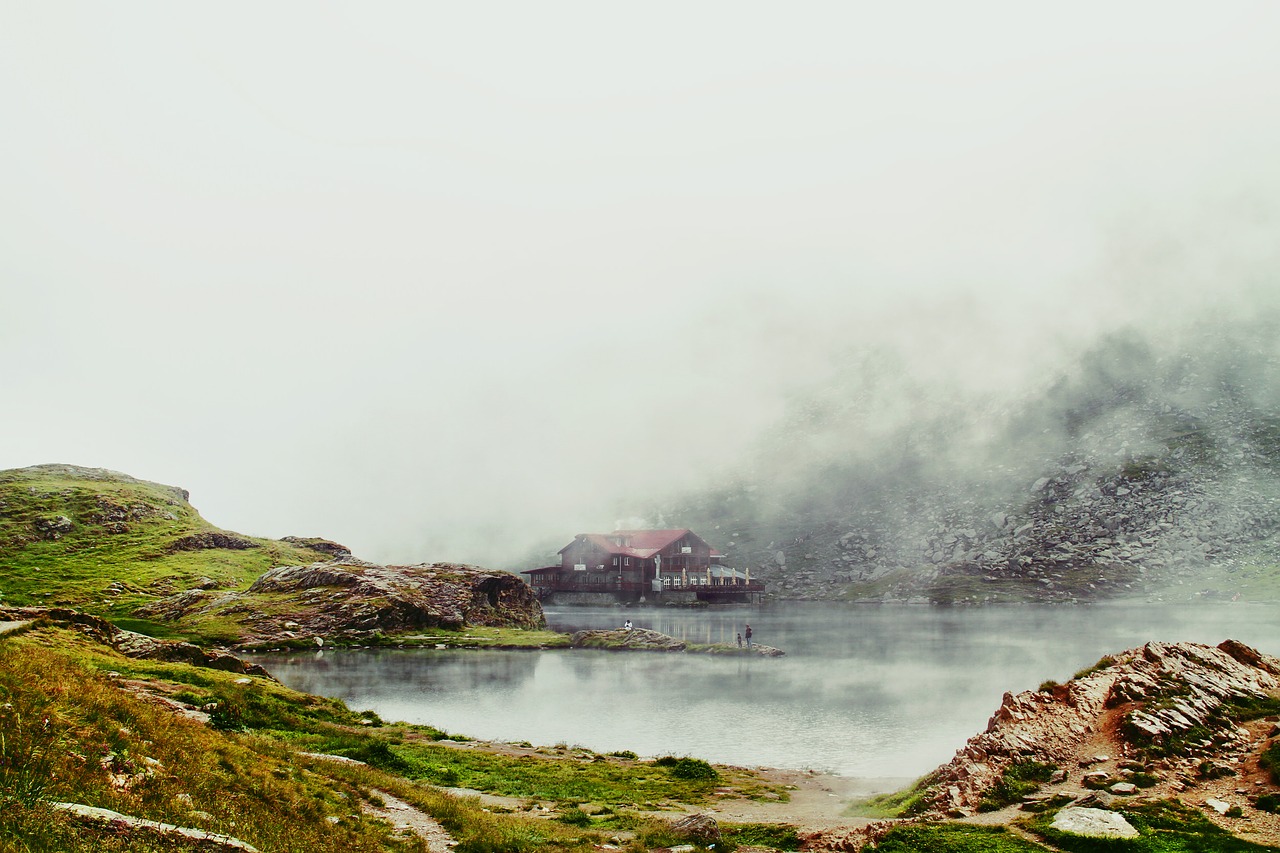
[4,2,1280,565]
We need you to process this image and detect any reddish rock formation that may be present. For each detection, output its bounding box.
[918,640,1280,817]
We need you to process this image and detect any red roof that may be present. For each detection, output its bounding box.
[558,529,701,559]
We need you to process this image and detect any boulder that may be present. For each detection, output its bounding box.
[280,536,352,559]
[169,532,257,552]
[669,813,722,844]
[1050,806,1139,838]
[33,515,73,539]
[570,628,686,651]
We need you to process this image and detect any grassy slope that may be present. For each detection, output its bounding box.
[0,466,343,622]
[0,624,792,852]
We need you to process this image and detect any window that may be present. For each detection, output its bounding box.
[624,557,631,567]
[611,557,618,566]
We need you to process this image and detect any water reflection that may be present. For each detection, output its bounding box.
[249,602,1280,778]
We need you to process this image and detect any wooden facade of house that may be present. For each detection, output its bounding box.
[523,528,763,603]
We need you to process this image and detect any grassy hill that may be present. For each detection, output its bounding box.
[0,464,336,625]
[0,621,793,853]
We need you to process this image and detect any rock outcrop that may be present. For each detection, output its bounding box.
[917,639,1280,817]
[169,532,258,552]
[137,560,546,645]
[570,628,687,651]
[280,536,352,559]
[0,607,271,677]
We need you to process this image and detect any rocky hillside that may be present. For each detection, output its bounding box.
[810,638,1280,850]
[654,314,1280,604]
[0,464,544,646]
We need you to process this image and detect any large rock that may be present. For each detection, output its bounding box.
[248,560,545,630]
[1050,806,1139,838]
[169,532,258,552]
[570,628,687,651]
[138,560,546,644]
[669,813,722,844]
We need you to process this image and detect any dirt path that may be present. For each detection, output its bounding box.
[363,790,457,852]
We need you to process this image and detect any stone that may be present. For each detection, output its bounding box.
[1050,806,1139,838]
[1109,782,1137,795]
[51,802,259,852]
[168,532,257,552]
[1206,798,1231,815]
[670,813,721,844]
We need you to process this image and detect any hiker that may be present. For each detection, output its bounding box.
[744,624,753,648]
[736,633,742,647]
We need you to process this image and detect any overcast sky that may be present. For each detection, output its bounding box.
[4,2,1280,566]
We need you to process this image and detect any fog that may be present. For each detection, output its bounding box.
[252,603,1280,776]
[4,3,1280,566]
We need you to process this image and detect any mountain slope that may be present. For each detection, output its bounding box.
[656,312,1280,603]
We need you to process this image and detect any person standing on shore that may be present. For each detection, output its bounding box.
[744,624,753,648]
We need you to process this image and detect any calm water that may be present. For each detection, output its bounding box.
[250,603,1280,779]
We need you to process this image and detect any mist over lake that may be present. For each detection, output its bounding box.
[251,602,1280,779]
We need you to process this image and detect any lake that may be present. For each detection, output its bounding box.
[249,602,1280,779]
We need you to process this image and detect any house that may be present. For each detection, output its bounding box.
[523,529,762,604]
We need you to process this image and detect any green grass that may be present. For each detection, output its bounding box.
[1026,799,1280,852]
[0,624,789,852]
[869,823,1045,851]
[1074,655,1117,680]
[0,632,420,852]
[977,762,1057,812]
[848,773,939,818]
[1262,739,1280,784]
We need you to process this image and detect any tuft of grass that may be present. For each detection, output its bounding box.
[721,821,802,850]
[653,755,718,781]
[977,762,1057,812]
[1261,739,1280,784]
[848,773,939,818]
[1073,655,1116,680]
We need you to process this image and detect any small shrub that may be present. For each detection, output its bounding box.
[664,756,718,781]
[1129,771,1159,788]
[557,806,592,826]
[1073,655,1116,680]
[1225,805,1244,818]
[608,750,637,760]
[1038,680,1060,693]
[978,762,1057,811]
[1256,792,1280,814]
[1261,740,1280,784]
